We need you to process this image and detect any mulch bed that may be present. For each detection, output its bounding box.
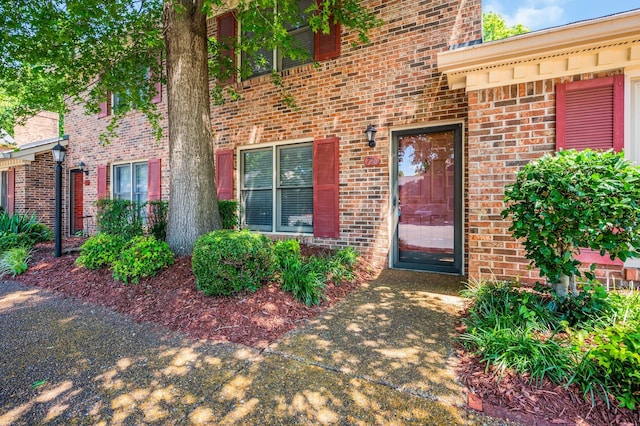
[456,321,640,425]
[12,239,372,349]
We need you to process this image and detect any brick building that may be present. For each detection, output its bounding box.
[64,0,482,275]
[438,9,640,282]
[0,112,65,227]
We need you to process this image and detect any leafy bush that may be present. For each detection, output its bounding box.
[502,149,640,299]
[0,247,30,277]
[192,230,275,297]
[279,254,327,306]
[587,324,640,409]
[27,222,53,244]
[274,239,301,268]
[112,236,174,284]
[218,200,239,229]
[326,247,359,284]
[96,198,144,240]
[0,211,38,234]
[75,233,127,269]
[147,200,168,241]
[0,232,23,252]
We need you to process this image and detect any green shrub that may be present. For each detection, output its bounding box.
[146,200,168,241]
[192,229,275,297]
[0,212,38,234]
[218,200,239,229]
[326,247,359,284]
[502,149,640,299]
[112,236,174,284]
[27,222,53,244]
[279,254,327,306]
[273,239,301,268]
[0,247,30,277]
[96,198,144,240]
[75,233,127,269]
[0,232,22,252]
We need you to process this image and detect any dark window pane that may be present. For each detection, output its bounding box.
[243,189,273,231]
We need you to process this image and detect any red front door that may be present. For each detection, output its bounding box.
[70,170,84,235]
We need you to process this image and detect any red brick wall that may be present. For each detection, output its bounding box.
[209,0,482,267]
[64,89,170,235]
[13,112,59,145]
[62,0,482,269]
[466,70,625,283]
[13,152,57,229]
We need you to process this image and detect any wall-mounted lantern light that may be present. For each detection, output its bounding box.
[78,161,89,176]
[365,124,377,148]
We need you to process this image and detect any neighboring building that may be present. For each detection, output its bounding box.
[438,9,640,282]
[0,112,65,226]
[64,0,482,274]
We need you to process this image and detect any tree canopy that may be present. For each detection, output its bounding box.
[483,11,529,42]
[0,0,380,254]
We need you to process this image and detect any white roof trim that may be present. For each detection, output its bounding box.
[438,9,640,91]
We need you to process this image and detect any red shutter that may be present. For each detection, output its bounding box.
[313,137,340,238]
[314,2,341,61]
[147,158,161,200]
[556,75,624,152]
[215,149,234,200]
[98,92,110,118]
[97,165,108,199]
[6,168,15,215]
[217,12,237,84]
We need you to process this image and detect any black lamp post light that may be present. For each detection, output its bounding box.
[52,136,68,257]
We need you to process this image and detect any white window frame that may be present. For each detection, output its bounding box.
[111,161,149,205]
[625,68,640,165]
[239,140,314,234]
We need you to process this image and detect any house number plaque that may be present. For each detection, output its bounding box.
[365,156,381,166]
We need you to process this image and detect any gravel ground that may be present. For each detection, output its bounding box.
[1,274,510,425]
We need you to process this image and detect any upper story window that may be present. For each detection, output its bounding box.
[242,0,315,78]
[218,1,341,82]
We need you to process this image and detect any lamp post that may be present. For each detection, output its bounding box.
[52,139,67,257]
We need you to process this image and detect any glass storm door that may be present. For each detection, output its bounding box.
[392,124,462,274]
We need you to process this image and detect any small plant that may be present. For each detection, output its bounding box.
[75,233,127,269]
[0,211,38,234]
[192,229,275,297]
[27,222,53,244]
[146,200,168,241]
[96,198,144,240]
[218,199,239,229]
[273,239,301,268]
[279,254,327,306]
[0,247,30,276]
[112,236,174,284]
[326,247,359,284]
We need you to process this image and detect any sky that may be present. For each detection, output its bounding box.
[484,0,640,31]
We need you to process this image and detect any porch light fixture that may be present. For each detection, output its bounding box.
[78,161,89,176]
[365,124,377,148]
[52,136,68,258]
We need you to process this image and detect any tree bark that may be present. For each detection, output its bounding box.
[551,273,579,299]
[164,0,222,255]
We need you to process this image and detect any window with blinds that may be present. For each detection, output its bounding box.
[241,142,313,233]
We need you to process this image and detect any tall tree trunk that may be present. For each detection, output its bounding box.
[164,0,222,255]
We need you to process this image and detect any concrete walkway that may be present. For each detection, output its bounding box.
[0,271,505,425]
